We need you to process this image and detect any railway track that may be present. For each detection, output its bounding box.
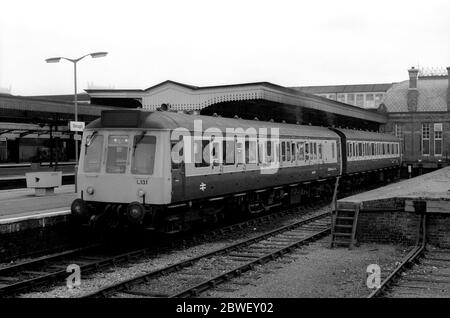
[3,177,393,298]
[82,212,331,298]
[368,214,450,298]
[0,243,157,297]
[0,201,327,297]
[369,245,450,298]
[385,249,450,298]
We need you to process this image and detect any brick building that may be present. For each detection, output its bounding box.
[383,67,450,168]
[293,83,393,109]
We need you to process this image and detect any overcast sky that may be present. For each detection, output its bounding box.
[1,0,449,96]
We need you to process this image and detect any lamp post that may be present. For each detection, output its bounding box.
[45,52,108,162]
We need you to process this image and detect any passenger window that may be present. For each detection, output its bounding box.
[211,138,221,166]
[318,143,323,160]
[245,138,257,164]
[235,139,245,164]
[286,141,291,162]
[281,142,286,162]
[266,140,273,162]
[106,135,129,174]
[291,142,296,162]
[297,142,305,161]
[305,143,310,161]
[258,140,265,164]
[194,139,210,168]
[275,142,280,163]
[313,143,317,160]
[331,142,335,159]
[223,139,235,165]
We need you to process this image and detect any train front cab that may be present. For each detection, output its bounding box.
[71,128,172,227]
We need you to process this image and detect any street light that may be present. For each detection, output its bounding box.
[45,51,108,162]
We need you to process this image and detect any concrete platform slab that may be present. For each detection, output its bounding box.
[0,185,75,234]
[338,167,450,212]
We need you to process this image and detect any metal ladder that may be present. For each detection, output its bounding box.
[330,203,360,249]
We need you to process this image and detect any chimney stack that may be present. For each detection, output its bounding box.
[407,66,419,112]
[447,66,450,111]
[408,66,419,88]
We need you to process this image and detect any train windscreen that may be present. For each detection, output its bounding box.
[131,135,156,175]
[106,135,129,173]
[83,134,104,172]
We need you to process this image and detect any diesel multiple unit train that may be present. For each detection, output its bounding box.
[71,110,401,232]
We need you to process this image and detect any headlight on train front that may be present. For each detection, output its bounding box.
[137,189,146,197]
[86,186,95,195]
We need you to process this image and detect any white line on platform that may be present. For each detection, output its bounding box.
[0,209,71,224]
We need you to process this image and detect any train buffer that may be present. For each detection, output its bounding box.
[330,203,360,249]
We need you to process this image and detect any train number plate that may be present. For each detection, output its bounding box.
[136,178,148,185]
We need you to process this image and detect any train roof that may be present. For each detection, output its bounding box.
[333,128,399,142]
[86,110,340,139]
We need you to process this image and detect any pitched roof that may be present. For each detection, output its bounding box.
[0,93,116,116]
[28,93,90,103]
[382,77,448,112]
[291,83,394,94]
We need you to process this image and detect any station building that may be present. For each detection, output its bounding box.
[293,83,393,109]
[382,67,450,168]
[295,67,450,168]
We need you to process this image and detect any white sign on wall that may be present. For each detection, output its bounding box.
[69,121,85,132]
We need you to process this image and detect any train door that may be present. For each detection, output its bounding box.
[171,136,186,202]
[336,139,342,174]
[328,128,346,175]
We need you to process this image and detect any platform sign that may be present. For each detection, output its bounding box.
[74,134,82,141]
[69,121,85,132]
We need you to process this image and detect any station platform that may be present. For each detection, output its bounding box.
[0,185,76,234]
[338,166,450,212]
[0,162,75,179]
[336,167,450,248]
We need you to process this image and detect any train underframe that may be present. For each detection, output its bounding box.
[71,167,400,233]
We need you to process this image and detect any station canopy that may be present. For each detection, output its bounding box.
[0,93,116,139]
[86,80,388,131]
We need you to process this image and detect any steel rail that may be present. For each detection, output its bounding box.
[0,244,103,275]
[170,228,330,298]
[82,212,330,298]
[368,214,427,298]
[0,204,324,297]
[0,244,153,297]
